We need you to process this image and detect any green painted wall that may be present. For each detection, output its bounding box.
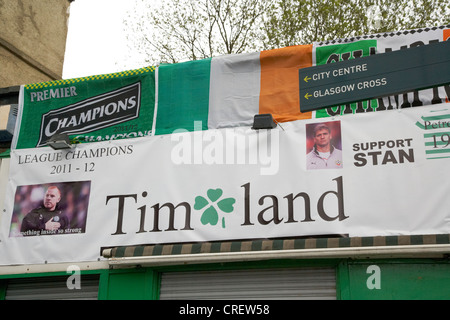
[1,259,449,300]
[102,259,450,300]
[345,260,450,300]
[105,269,159,300]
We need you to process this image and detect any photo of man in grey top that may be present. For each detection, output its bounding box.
[306,122,343,170]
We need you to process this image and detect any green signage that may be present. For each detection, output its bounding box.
[15,67,156,149]
[299,40,450,112]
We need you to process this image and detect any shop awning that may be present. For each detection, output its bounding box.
[103,234,450,267]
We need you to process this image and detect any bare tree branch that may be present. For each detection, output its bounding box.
[122,0,450,68]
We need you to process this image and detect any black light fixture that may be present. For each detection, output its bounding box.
[251,114,277,130]
[46,133,73,150]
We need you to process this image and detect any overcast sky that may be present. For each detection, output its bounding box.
[63,0,138,79]
[62,0,450,80]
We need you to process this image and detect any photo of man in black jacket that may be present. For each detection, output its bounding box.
[20,186,70,236]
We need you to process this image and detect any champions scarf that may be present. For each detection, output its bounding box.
[13,67,156,149]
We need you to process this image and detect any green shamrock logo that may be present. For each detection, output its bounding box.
[194,188,235,228]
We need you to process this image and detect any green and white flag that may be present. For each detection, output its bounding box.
[13,66,156,149]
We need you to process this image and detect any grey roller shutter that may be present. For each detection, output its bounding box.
[160,267,336,300]
[5,275,99,300]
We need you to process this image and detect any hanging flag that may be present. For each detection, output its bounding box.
[13,67,156,149]
[155,59,212,135]
[154,45,313,135]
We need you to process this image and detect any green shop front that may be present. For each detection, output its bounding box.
[1,234,449,300]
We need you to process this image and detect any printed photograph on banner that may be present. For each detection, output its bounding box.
[306,121,343,170]
[9,181,91,237]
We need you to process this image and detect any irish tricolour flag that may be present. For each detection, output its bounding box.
[153,45,313,135]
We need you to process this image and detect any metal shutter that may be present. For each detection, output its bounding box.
[160,267,336,300]
[5,275,99,300]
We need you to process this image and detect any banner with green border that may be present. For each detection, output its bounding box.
[13,66,156,150]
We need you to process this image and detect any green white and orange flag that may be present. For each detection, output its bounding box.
[154,45,313,135]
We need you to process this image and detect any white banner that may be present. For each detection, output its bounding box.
[1,104,450,265]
